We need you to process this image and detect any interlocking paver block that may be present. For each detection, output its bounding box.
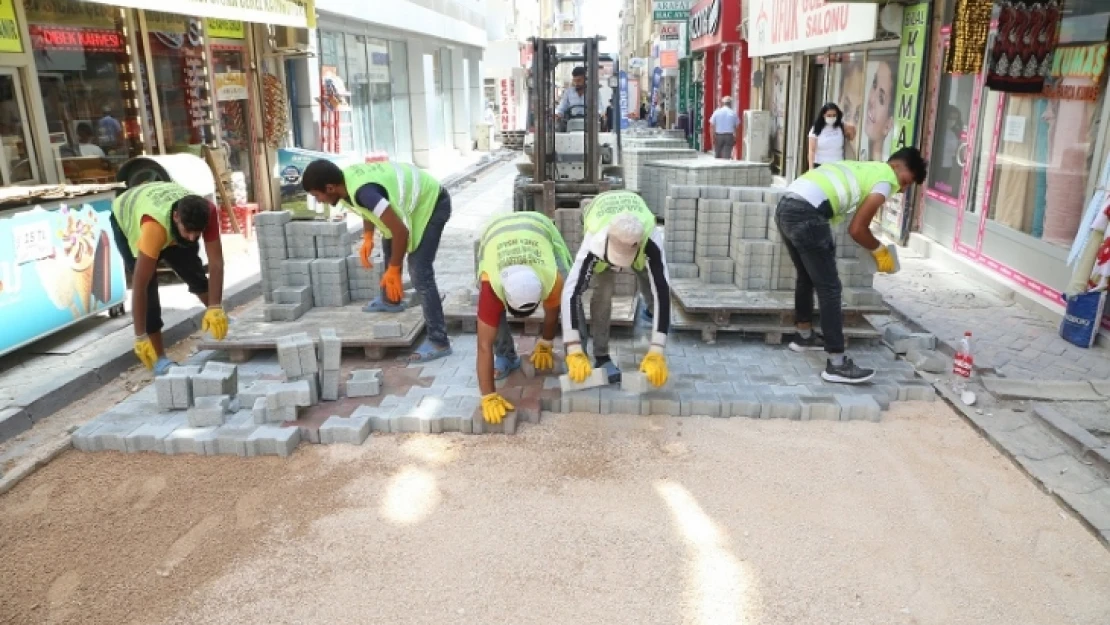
[188,395,230,427]
[372,322,403,338]
[835,394,882,421]
[212,411,259,456]
[799,396,841,420]
[192,362,238,398]
[559,369,610,392]
[319,413,372,445]
[897,380,937,401]
[722,394,761,418]
[239,381,276,408]
[906,349,947,373]
[621,372,652,394]
[163,427,219,456]
[347,369,383,398]
[759,395,802,420]
[247,425,301,456]
[251,397,269,424]
[319,328,342,371]
[321,370,341,401]
[265,379,313,411]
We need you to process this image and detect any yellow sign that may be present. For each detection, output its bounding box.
[81,0,313,28]
[214,71,248,100]
[144,10,187,34]
[24,0,117,28]
[206,18,244,39]
[0,0,22,53]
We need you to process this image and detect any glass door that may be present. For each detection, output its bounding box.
[0,69,39,185]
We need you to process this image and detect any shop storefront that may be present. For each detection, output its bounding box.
[917,0,1110,300]
[688,0,749,156]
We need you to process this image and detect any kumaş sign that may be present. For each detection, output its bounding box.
[689,0,720,40]
[749,0,877,57]
[1043,42,1108,101]
[653,0,692,21]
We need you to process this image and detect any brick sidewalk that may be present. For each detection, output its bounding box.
[874,250,1110,381]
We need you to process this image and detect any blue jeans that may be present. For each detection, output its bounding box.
[774,195,844,354]
[381,189,452,348]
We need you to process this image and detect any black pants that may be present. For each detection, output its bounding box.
[774,196,844,354]
[110,215,208,335]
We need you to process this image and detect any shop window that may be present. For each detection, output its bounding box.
[763,63,789,175]
[367,38,396,155]
[389,39,414,163]
[141,12,213,154]
[0,72,37,184]
[211,47,254,203]
[26,0,141,183]
[828,52,865,160]
[926,72,975,199]
[344,33,372,158]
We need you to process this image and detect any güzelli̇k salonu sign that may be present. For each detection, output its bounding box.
[689,0,720,40]
[78,0,314,28]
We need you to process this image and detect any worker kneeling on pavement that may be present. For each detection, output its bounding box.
[561,191,672,388]
[776,146,927,384]
[111,182,228,375]
[302,159,453,363]
[476,212,573,424]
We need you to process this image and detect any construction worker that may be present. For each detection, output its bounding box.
[475,212,573,424]
[561,191,671,388]
[776,146,928,384]
[301,159,453,363]
[110,182,228,375]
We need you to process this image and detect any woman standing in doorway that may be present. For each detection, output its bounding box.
[807,102,855,170]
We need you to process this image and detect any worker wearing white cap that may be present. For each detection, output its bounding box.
[475,212,573,424]
[561,191,671,388]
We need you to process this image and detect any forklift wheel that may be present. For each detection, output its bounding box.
[109,304,126,318]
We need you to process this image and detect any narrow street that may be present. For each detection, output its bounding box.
[1,163,1109,625]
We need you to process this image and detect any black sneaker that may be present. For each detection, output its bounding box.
[789,332,825,352]
[821,357,875,384]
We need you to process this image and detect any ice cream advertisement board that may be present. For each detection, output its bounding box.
[0,198,126,357]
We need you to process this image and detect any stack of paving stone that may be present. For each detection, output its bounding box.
[693,198,734,284]
[554,207,584,254]
[641,160,773,217]
[622,137,690,150]
[623,147,698,192]
[254,210,362,322]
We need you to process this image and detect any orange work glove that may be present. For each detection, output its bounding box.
[381,265,404,304]
[359,231,374,269]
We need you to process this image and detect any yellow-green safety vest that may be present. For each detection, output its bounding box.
[797,160,900,224]
[583,190,655,272]
[478,212,572,303]
[341,161,442,253]
[111,182,193,256]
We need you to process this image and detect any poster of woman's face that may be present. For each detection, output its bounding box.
[861,57,897,162]
[835,56,865,160]
[771,64,789,156]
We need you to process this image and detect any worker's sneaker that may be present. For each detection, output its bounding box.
[596,359,622,384]
[153,357,179,377]
[788,332,825,352]
[821,357,875,385]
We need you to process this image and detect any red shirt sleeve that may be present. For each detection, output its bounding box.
[477,280,505,327]
[202,202,220,243]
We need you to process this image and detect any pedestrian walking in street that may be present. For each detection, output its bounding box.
[302,159,453,363]
[110,182,229,375]
[710,95,740,159]
[775,147,928,384]
[807,102,855,170]
[561,191,671,389]
[474,212,573,424]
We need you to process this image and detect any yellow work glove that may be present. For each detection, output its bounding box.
[640,347,668,388]
[481,392,514,424]
[565,346,593,383]
[381,265,404,304]
[871,245,896,274]
[359,231,374,269]
[201,306,229,340]
[530,339,554,371]
[134,335,158,370]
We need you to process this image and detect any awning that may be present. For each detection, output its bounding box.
[79,0,315,29]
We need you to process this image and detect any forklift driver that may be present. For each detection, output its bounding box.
[555,66,588,124]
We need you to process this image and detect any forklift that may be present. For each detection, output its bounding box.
[513,36,624,215]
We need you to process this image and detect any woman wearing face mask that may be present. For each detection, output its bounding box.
[807,102,855,170]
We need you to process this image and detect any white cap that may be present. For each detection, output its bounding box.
[500,265,542,314]
[603,213,645,268]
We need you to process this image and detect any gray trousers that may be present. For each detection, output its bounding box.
[713,133,736,159]
[575,268,654,361]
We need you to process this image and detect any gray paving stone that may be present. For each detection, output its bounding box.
[991,424,1071,462]
[124,415,188,453]
[188,395,230,427]
[759,395,802,420]
[239,381,277,408]
[682,393,721,417]
[212,411,259,456]
[163,427,219,455]
[799,396,841,421]
[72,420,104,452]
[896,380,937,402]
[621,372,651,394]
[372,322,403,338]
[649,394,681,416]
[569,388,602,413]
[721,394,761,418]
[835,395,881,422]
[246,425,301,456]
[192,363,238,398]
[320,413,372,445]
[351,405,393,433]
[982,377,1102,401]
[560,369,610,393]
[93,420,146,453]
[347,369,383,398]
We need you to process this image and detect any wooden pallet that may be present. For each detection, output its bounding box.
[669,279,886,344]
[197,300,426,361]
[442,289,639,333]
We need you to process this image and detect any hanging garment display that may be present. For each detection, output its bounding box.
[986,0,1065,93]
[945,0,993,74]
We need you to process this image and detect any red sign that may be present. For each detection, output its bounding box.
[660,50,679,69]
[500,78,516,132]
[29,25,123,52]
[690,0,740,51]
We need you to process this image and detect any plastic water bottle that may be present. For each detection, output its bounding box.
[953,332,973,378]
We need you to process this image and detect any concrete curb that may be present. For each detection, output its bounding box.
[1032,404,1110,477]
[440,151,513,190]
[0,433,72,496]
[0,274,261,445]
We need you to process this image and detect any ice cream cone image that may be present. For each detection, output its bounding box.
[35,252,77,314]
[57,208,98,315]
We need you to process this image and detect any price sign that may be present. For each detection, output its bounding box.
[12,220,52,264]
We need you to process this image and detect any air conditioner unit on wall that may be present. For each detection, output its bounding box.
[744,110,771,164]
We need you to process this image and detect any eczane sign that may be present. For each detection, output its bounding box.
[749,0,877,57]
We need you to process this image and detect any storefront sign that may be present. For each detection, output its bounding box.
[367,43,389,83]
[0,201,126,358]
[660,49,679,69]
[689,0,720,41]
[619,70,629,119]
[80,0,313,29]
[891,2,927,152]
[24,0,117,27]
[205,18,244,39]
[678,62,689,115]
[654,0,692,21]
[749,0,878,57]
[1043,42,1108,102]
[28,25,122,51]
[689,0,738,51]
[214,71,248,100]
[0,0,21,52]
[658,23,680,41]
[499,78,516,132]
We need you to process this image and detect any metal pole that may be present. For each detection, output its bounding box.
[585,38,599,184]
